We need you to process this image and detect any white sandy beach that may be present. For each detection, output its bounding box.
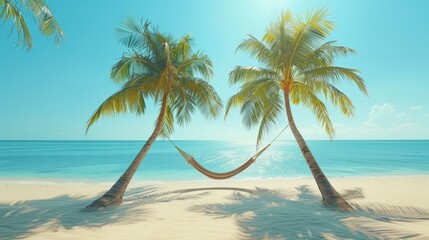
[1,176,429,239]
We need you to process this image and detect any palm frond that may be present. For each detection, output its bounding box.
[263,10,293,44]
[229,66,277,85]
[321,82,355,117]
[1,0,63,49]
[290,82,334,138]
[304,7,334,37]
[25,0,63,46]
[238,78,280,129]
[237,35,273,65]
[256,93,283,148]
[240,97,264,129]
[177,33,193,59]
[225,91,246,120]
[111,52,161,83]
[122,74,158,97]
[169,84,195,126]
[88,18,222,137]
[305,41,356,68]
[304,79,355,117]
[160,104,174,138]
[286,17,326,78]
[86,85,145,133]
[115,17,148,49]
[230,9,366,142]
[301,66,367,95]
[177,51,213,79]
[1,0,32,49]
[178,77,223,119]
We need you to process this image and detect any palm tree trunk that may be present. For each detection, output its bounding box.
[283,90,352,210]
[86,94,169,209]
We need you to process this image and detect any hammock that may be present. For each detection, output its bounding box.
[174,144,270,180]
[168,125,289,180]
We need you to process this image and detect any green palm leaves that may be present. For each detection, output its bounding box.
[226,8,367,147]
[87,9,366,147]
[0,0,63,50]
[86,18,222,137]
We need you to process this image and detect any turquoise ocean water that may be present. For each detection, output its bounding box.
[0,140,428,182]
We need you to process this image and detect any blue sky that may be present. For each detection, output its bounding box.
[1,0,429,141]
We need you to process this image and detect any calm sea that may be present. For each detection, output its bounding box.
[0,140,428,182]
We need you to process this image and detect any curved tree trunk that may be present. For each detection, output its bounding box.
[284,90,352,210]
[86,94,169,209]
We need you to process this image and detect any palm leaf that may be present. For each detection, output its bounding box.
[303,41,356,69]
[256,93,283,148]
[25,0,63,46]
[229,66,277,85]
[160,103,174,137]
[317,81,355,117]
[86,85,145,133]
[177,33,193,60]
[262,10,293,44]
[239,78,280,129]
[230,8,366,144]
[87,19,222,138]
[1,0,63,49]
[290,82,334,138]
[237,35,273,66]
[115,17,149,49]
[177,51,213,79]
[1,0,32,49]
[170,84,195,126]
[225,91,246,120]
[286,11,332,78]
[111,52,161,83]
[179,77,223,119]
[301,66,367,95]
[304,7,334,37]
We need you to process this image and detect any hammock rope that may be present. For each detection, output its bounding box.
[167,124,289,180]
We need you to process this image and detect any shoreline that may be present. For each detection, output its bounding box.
[1,173,428,185]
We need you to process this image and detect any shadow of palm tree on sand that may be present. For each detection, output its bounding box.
[0,185,206,239]
[189,185,429,240]
[2,185,428,239]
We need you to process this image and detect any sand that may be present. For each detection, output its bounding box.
[1,175,429,239]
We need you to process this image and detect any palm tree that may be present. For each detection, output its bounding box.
[1,0,63,50]
[85,18,222,208]
[225,9,367,210]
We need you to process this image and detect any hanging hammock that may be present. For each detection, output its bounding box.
[168,124,289,180]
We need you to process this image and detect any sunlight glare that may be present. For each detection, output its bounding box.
[250,0,288,17]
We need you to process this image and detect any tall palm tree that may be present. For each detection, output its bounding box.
[0,0,63,50]
[225,9,367,210]
[85,18,222,208]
